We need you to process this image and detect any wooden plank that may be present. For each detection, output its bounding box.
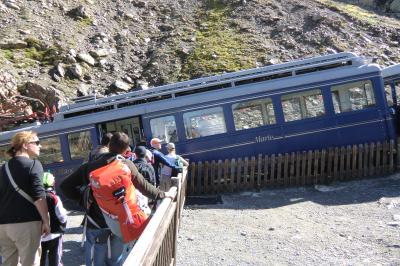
[196,161,203,194]
[210,160,216,194]
[217,160,223,193]
[352,145,357,179]
[290,152,296,186]
[307,150,313,185]
[345,145,351,180]
[230,159,236,193]
[264,155,270,186]
[224,159,229,191]
[277,154,283,186]
[243,157,249,189]
[301,151,307,186]
[327,148,333,183]
[389,139,394,173]
[270,154,276,186]
[295,152,301,185]
[189,163,196,195]
[236,158,242,191]
[333,147,339,182]
[283,153,289,187]
[313,150,320,185]
[369,142,375,176]
[358,144,363,178]
[397,137,400,170]
[320,149,326,184]
[376,142,382,176]
[382,141,389,174]
[363,143,369,177]
[257,154,263,190]
[203,161,209,194]
[339,147,345,181]
[250,156,256,190]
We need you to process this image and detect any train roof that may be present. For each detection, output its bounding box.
[382,64,400,79]
[0,52,382,143]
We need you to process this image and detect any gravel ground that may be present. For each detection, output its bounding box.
[63,174,400,265]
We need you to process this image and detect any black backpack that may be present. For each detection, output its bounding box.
[46,191,67,234]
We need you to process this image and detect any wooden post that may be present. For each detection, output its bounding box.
[295,152,301,185]
[224,159,229,191]
[230,159,236,193]
[345,145,351,180]
[264,155,270,186]
[327,148,333,183]
[320,149,326,184]
[257,154,263,191]
[314,150,320,185]
[301,151,307,185]
[290,152,296,186]
[217,160,223,193]
[352,145,357,179]
[236,158,242,191]
[369,142,375,176]
[197,161,203,194]
[339,147,345,181]
[277,154,283,186]
[389,139,394,173]
[333,147,339,181]
[190,163,196,195]
[250,156,256,190]
[204,161,209,194]
[210,160,216,194]
[283,153,289,187]
[307,150,313,185]
[243,157,249,188]
[271,154,276,186]
[358,144,363,178]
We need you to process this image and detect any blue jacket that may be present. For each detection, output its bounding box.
[151,149,177,183]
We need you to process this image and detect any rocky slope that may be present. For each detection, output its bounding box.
[0,0,400,129]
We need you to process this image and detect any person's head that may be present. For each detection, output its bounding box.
[6,131,41,158]
[166,142,175,153]
[42,172,55,189]
[101,133,113,146]
[150,138,162,150]
[134,146,147,159]
[109,132,130,155]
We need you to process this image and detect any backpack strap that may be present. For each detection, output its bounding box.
[4,162,34,204]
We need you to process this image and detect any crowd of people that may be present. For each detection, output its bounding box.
[0,130,187,266]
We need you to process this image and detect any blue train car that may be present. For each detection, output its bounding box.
[0,52,397,192]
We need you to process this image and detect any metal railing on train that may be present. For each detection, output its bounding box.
[123,168,188,266]
[187,138,399,195]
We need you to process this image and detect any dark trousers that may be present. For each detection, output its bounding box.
[40,236,63,266]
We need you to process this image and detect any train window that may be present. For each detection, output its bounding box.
[385,83,394,106]
[0,145,10,165]
[395,81,400,104]
[232,98,276,130]
[68,131,92,161]
[38,137,63,165]
[331,80,375,114]
[281,89,325,122]
[183,107,227,139]
[150,116,178,143]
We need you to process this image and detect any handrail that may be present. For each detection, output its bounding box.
[123,168,188,265]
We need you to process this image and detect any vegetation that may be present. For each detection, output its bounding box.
[181,0,258,79]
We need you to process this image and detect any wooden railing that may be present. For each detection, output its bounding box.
[188,139,398,195]
[123,168,188,266]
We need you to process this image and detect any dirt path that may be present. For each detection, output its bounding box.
[63,174,400,265]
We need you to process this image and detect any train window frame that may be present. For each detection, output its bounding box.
[68,130,92,161]
[395,81,400,104]
[331,80,375,114]
[385,83,394,107]
[281,89,325,122]
[232,97,276,131]
[183,106,227,140]
[37,136,64,165]
[149,115,179,143]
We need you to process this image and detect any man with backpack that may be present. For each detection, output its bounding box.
[60,132,174,266]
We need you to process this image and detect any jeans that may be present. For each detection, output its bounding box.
[84,228,127,266]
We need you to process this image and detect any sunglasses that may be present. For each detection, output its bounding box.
[29,140,40,146]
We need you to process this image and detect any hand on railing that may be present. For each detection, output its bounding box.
[164,190,176,200]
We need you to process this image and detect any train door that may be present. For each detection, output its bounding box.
[97,116,145,146]
[385,80,400,134]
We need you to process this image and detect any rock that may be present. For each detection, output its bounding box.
[136,80,149,90]
[77,53,96,66]
[18,29,31,35]
[89,49,109,58]
[52,73,61,82]
[4,2,20,10]
[69,63,83,79]
[67,5,90,19]
[0,39,28,49]
[111,80,131,91]
[55,63,65,77]
[18,82,65,109]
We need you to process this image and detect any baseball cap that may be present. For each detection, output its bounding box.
[166,142,175,150]
[134,146,147,158]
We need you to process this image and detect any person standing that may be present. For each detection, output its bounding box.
[88,132,113,162]
[61,132,174,266]
[160,142,189,191]
[40,172,67,266]
[0,131,50,266]
[149,138,179,187]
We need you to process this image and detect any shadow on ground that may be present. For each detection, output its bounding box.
[185,174,400,210]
